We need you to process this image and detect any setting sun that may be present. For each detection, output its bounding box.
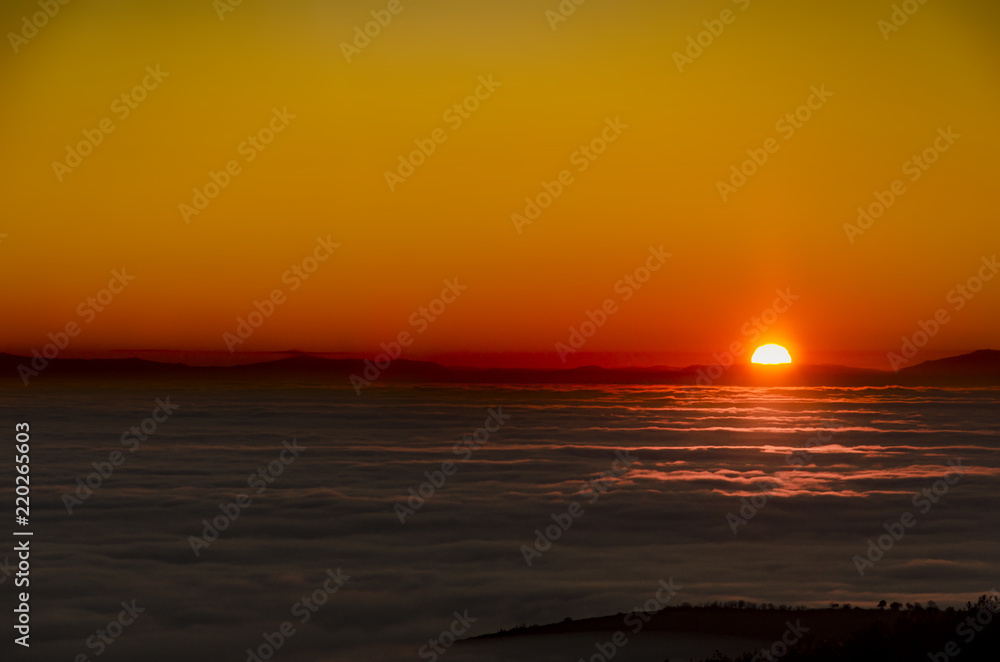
[751,344,792,365]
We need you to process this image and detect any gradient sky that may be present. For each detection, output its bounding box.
[1,0,998,368]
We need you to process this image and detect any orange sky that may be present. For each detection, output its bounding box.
[1,0,998,369]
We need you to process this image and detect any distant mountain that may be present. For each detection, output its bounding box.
[1,350,997,387]
[895,349,1000,386]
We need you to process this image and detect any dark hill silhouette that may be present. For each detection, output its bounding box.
[467,595,1000,662]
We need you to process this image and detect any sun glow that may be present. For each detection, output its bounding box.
[751,344,792,364]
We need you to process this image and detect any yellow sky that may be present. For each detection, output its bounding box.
[1,0,998,367]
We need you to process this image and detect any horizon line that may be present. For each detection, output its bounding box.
[1,348,996,373]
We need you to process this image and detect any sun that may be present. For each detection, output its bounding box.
[751,344,792,365]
